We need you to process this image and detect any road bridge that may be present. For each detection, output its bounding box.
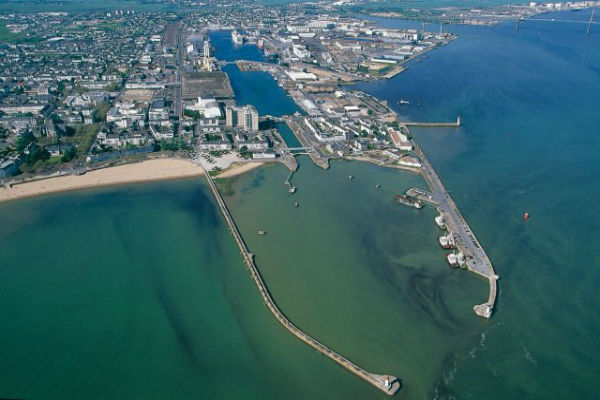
[279,146,314,152]
[260,115,286,123]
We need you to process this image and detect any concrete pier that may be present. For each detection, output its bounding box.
[201,166,400,395]
[402,125,498,318]
[404,116,461,128]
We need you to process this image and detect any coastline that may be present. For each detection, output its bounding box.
[0,158,264,204]
[214,161,265,178]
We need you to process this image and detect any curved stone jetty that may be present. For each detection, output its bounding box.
[201,166,401,395]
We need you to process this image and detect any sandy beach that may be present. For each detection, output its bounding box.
[215,161,265,178]
[0,158,270,204]
[0,158,207,203]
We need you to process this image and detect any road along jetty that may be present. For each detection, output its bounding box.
[201,165,401,395]
[401,126,498,318]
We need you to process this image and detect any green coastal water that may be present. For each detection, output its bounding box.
[2,11,599,399]
[0,179,382,399]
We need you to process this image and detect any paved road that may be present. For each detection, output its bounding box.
[410,132,498,318]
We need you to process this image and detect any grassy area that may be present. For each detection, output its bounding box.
[214,177,234,196]
[0,24,42,44]
[94,102,111,122]
[60,123,100,157]
[0,24,20,42]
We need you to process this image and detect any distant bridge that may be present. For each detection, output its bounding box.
[279,146,314,153]
[260,115,286,123]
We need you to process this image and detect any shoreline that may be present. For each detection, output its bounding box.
[0,158,264,204]
[214,161,266,178]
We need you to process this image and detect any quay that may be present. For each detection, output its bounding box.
[283,115,330,169]
[402,125,498,318]
[201,166,401,395]
[404,116,461,128]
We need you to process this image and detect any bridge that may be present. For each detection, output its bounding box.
[260,115,286,123]
[200,165,401,395]
[279,146,314,153]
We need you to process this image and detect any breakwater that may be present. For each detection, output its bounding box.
[201,166,401,395]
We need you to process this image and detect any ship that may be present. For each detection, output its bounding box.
[438,233,455,249]
[231,30,244,45]
[394,194,423,209]
[435,212,447,229]
[447,251,465,268]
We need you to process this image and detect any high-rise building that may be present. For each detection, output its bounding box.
[225,106,236,127]
[241,105,259,131]
[203,40,211,71]
[225,105,258,131]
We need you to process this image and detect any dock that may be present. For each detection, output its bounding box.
[201,166,401,395]
[283,116,330,169]
[402,125,498,318]
[404,116,461,128]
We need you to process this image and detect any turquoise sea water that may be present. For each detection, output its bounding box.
[357,9,600,398]
[1,9,599,399]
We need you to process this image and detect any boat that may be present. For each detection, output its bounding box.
[231,30,244,45]
[447,251,465,268]
[435,213,447,229]
[375,184,381,188]
[349,175,354,180]
[294,202,299,208]
[438,233,455,249]
[257,230,266,235]
[394,194,423,209]
[398,99,410,106]
[289,186,297,194]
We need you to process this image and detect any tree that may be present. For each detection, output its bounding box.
[16,131,35,152]
[61,147,77,162]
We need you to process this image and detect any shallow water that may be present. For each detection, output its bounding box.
[0,9,598,399]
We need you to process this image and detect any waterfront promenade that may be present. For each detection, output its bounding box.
[201,165,401,395]
[404,125,498,318]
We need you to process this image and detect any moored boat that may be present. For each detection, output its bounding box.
[447,251,465,268]
[394,194,423,209]
[439,233,455,249]
[435,212,446,229]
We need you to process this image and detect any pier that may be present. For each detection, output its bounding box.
[402,126,498,318]
[404,116,461,128]
[285,170,296,193]
[201,166,401,395]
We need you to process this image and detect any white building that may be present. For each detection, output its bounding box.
[186,97,222,119]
